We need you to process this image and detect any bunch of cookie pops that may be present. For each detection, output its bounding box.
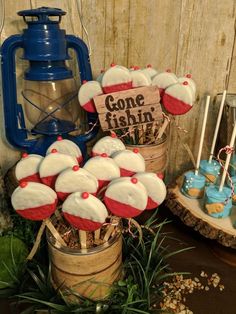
[11,134,167,253]
[78,64,197,144]
[181,90,236,219]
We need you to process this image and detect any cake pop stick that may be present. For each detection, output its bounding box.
[195,96,211,175]
[94,229,101,241]
[209,90,227,163]
[156,116,169,140]
[79,230,87,249]
[219,122,236,191]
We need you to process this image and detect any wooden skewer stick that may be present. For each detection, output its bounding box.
[195,96,211,175]
[103,217,119,242]
[209,90,227,163]
[94,229,101,241]
[45,219,67,247]
[219,122,236,192]
[27,220,46,260]
[79,230,87,249]
[156,118,169,140]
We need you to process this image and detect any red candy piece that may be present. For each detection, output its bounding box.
[82,192,89,199]
[51,149,57,153]
[73,165,80,171]
[57,136,63,141]
[22,152,28,158]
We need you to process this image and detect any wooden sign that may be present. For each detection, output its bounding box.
[93,86,162,131]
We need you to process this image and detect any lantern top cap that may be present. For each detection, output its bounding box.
[18,7,66,24]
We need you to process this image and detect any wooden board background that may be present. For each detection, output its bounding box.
[0,0,236,181]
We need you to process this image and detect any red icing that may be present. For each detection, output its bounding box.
[146,196,159,210]
[82,192,89,199]
[104,196,143,218]
[57,136,63,141]
[51,149,57,153]
[111,132,117,138]
[158,88,165,97]
[131,178,138,184]
[22,152,28,158]
[183,81,188,85]
[120,168,136,177]
[133,148,139,153]
[41,174,58,189]
[63,212,103,231]
[19,173,41,184]
[16,199,57,221]
[101,153,108,158]
[82,100,97,113]
[77,155,83,165]
[103,81,133,94]
[162,92,192,115]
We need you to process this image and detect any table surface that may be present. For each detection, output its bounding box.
[151,205,236,314]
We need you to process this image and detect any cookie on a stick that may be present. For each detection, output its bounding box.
[15,153,43,183]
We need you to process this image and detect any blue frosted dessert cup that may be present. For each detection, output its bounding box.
[205,185,232,218]
[181,171,206,199]
[199,159,221,184]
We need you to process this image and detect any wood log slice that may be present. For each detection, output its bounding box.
[165,175,236,249]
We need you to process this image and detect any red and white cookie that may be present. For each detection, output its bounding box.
[102,64,132,94]
[178,74,196,100]
[55,165,98,201]
[83,154,120,190]
[130,67,152,87]
[62,192,108,231]
[152,71,178,97]
[104,177,148,218]
[111,148,145,177]
[141,64,158,79]
[46,136,83,164]
[15,153,43,183]
[78,80,103,113]
[162,81,194,115]
[133,172,166,210]
[91,134,125,157]
[11,182,57,221]
[39,149,78,188]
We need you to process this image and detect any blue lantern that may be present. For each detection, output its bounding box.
[1,7,98,157]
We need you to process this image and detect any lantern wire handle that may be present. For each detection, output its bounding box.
[76,0,92,56]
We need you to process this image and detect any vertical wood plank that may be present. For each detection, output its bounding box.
[104,0,130,68]
[128,0,182,70]
[167,0,236,180]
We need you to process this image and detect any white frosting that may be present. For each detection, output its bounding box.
[92,136,126,156]
[55,167,98,193]
[178,77,196,100]
[15,154,43,180]
[152,72,178,89]
[39,152,78,177]
[130,70,152,87]
[105,177,147,210]
[62,192,108,223]
[165,82,193,105]
[141,67,158,79]
[78,81,103,106]
[112,150,145,172]
[133,172,166,204]
[11,182,57,210]
[83,156,120,180]
[46,139,82,160]
[102,65,132,87]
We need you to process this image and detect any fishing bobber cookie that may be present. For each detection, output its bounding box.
[11,182,57,221]
[78,80,103,113]
[204,185,232,218]
[162,81,194,115]
[133,172,166,210]
[181,171,206,199]
[111,148,145,177]
[39,149,78,188]
[91,134,125,157]
[15,153,43,183]
[46,136,83,164]
[55,165,98,201]
[199,160,221,184]
[62,192,108,231]
[141,64,158,79]
[152,70,178,97]
[83,154,120,190]
[178,74,196,99]
[101,64,132,94]
[104,177,148,218]
[130,67,152,87]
